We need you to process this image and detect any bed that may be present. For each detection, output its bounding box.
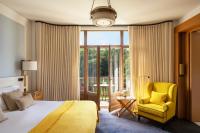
[0,76,98,133]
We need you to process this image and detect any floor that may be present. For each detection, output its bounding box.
[96,109,200,133]
[100,101,109,108]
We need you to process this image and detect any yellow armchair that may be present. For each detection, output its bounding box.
[138,82,177,123]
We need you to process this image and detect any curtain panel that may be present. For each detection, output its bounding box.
[35,22,80,101]
[129,22,174,99]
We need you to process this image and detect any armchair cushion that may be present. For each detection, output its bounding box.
[150,91,167,105]
[138,103,167,117]
[139,97,150,104]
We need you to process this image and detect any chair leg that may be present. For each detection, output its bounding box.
[138,115,140,121]
[161,123,166,130]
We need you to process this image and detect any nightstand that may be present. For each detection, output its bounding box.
[31,91,43,100]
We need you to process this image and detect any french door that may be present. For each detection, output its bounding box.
[80,30,130,111]
[87,47,100,109]
[81,46,122,110]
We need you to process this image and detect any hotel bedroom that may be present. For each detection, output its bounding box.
[0,0,200,133]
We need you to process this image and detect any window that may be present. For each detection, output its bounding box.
[80,30,130,99]
[87,31,120,45]
[80,31,84,45]
[110,48,120,93]
[123,31,129,45]
[88,48,97,93]
[80,48,84,92]
[123,48,130,91]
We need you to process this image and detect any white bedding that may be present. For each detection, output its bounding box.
[0,101,63,133]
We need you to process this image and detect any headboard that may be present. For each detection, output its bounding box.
[0,76,24,90]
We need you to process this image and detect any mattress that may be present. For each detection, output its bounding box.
[0,101,63,133]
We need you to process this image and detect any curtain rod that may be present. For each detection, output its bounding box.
[35,20,173,27]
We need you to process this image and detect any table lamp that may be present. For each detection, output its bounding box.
[22,60,37,94]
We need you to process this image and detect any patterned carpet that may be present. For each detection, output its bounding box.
[96,109,200,133]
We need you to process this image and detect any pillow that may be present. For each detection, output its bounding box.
[15,94,34,111]
[0,95,7,110]
[150,91,167,105]
[0,86,20,94]
[2,89,23,111]
[0,107,7,122]
[0,85,21,111]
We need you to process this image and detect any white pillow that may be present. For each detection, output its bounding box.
[0,86,21,110]
[0,95,7,110]
[0,86,20,94]
[0,107,7,122]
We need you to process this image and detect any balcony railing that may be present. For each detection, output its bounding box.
[80,76,130,101]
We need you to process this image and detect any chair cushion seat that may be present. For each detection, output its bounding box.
[138,103,166,117]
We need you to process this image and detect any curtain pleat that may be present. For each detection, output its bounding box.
[129,22,174,99]
[35,22,80,101]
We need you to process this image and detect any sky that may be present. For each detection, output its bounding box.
[80,31,128,45]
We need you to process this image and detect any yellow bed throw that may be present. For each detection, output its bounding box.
[29,101,98,133]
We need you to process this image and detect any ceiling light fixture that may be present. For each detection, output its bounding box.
[90,0,117,27]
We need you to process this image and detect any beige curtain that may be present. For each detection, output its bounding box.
[129,22,174,99]
[35,22,80,101]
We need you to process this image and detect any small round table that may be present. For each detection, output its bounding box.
[116,96,136,117]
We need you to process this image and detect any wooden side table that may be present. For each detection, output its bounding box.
[31,91,43,100]
[117,96,136,117]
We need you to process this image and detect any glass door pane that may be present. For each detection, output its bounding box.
[100,48,109,107]
[110,47,120,93]
[87,47,100,108]
[88,48,97,93]
[80,48,84,99]
[109,47,121,111]
[123,48,130,92]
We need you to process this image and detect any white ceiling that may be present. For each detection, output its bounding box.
[0,0,200,25]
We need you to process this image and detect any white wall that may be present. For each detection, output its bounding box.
[0,3,35,89]
[0,3,29,58]
[0,3,27,26]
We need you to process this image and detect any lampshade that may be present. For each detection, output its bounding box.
[22,61,37,71]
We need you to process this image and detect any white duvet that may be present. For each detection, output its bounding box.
[0,101,63,133]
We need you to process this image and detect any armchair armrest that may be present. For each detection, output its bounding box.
[139,97,150,104]
[163,101,174,111]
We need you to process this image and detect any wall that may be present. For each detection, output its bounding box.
[0,15,25,77]
[0,3,28,78]
[177,5,200,25]
[191,31,200,122]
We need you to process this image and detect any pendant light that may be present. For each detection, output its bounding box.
[90,0,117,27]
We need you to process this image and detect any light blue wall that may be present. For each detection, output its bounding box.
[0,14,25,77]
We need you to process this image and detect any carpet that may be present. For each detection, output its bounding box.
[96,109,200,133]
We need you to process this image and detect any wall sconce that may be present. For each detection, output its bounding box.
[179,64,185,76]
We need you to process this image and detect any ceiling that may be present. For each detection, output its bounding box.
[0,0,200,25]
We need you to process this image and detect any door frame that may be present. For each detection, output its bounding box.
[80,30,129,109]
[175,14,200,120]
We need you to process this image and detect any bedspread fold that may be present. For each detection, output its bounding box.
[29,101,97,133]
